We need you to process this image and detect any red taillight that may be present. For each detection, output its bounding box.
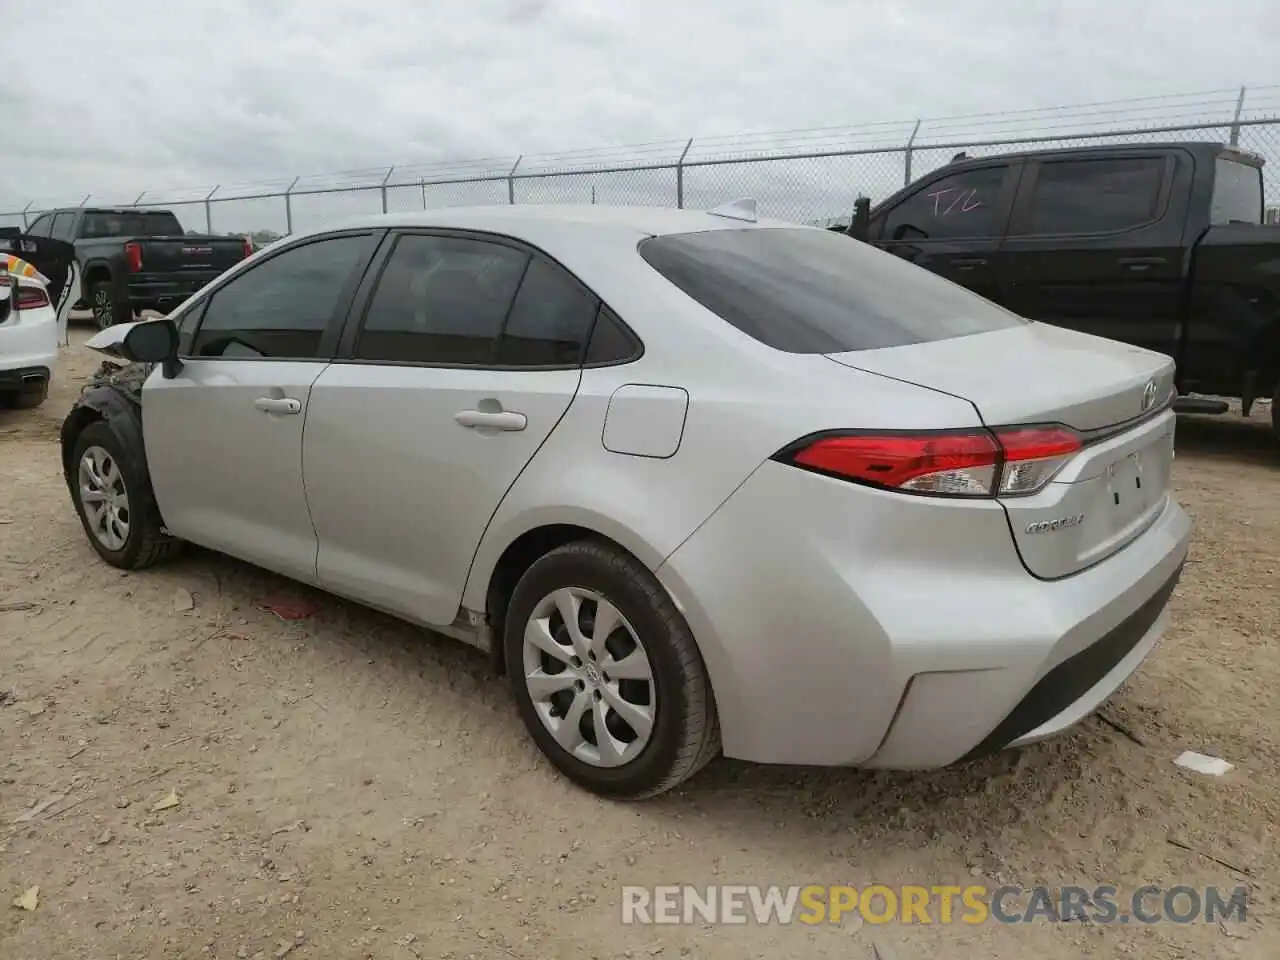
[242,237,253,260]
[125,241,143,272]
[16,285,49,310]
[778,425,1082,498]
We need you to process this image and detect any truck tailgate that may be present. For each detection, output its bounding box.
[136,237,247,276]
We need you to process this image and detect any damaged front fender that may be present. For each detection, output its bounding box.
[59,360,155,495]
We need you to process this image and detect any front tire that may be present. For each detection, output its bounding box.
[504,540,720,799]
[69,421,184,569]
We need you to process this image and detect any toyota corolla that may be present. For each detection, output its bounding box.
[61,202,1191,799]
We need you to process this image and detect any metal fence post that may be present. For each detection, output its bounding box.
[903,119,922,186]
[80,194,91,208]
[380,166,395,213]
[284,176,299,235]
[204,186,219,233]
[21,201,32,228]
[420,179,427,210]
[507,156,522,204]
[1229,86,1247,146]
[133,191,146,207]
[676,138,694,208]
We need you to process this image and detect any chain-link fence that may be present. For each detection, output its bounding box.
[4,86,1279,236]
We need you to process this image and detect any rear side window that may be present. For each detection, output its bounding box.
[80,211,184,238]
[1021,158,1165,235]
[356,234,528,364]
[639,227,1024,354]
[1211,158,1263,225]
[494,256,599,366]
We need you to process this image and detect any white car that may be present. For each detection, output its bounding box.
[63,203,1191,799]
[0,254,58,408]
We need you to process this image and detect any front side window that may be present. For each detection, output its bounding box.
[191,235,370,359]
[49,213,75,241]
[639,226,1024,354]
[26,215,52,238]
[355,234,529,364]
[879,166,1008,241]
[1022,158,1165,235]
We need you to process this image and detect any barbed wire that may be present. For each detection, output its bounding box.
[3,85,1278,231]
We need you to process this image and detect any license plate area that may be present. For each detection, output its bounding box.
[1102,431,1170,532]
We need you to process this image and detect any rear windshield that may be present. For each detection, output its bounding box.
[1210,158,1263,225]
[638,227,1024,354]
[80,211,184,239]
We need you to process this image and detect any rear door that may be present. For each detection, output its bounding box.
[303,230,597,626]
[869,160,1020,303]
[143,231,380,583]
[998,153,1185,357]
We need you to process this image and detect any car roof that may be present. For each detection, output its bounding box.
[307,204,800,243]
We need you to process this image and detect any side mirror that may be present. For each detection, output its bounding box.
[845,196,871,241]
[121,317,183,378]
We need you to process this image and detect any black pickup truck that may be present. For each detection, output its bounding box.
[20,207,250,328]
[841,141,1280,436]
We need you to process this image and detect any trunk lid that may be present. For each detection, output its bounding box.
[827,322,1178,578]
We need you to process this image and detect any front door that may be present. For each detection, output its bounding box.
[871,161,1019,304]
[304,231,600,626]
[143,232,379,583]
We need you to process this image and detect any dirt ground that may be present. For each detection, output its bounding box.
[1,324,1277,960]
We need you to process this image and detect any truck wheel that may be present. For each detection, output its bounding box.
[90,282,130,330]
[69,421,185,569]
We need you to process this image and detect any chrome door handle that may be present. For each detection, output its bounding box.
[254,396,301,415]
[454,409,527,431]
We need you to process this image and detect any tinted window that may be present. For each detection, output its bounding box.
[1022,158,1164,235]
[49,213,75,241]
[880,166,1007,241]
[80,210,184,239]
[356,234,528,364]
[585,306,641,365]
[640,227,1024,354]
[495,257,599,366]
[1211,158,1263,225]
[191,235,369,359]
[26,215,52,238]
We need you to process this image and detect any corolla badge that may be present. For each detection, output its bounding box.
[1026,515,1084,534]
[1141,378,1158,412]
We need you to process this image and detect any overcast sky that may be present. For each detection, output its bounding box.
[1,0,1276,229]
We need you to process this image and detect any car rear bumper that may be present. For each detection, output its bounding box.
[0,309,57,384]
[656,459,1192,768]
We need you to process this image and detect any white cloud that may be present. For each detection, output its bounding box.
[1,0,1276,231]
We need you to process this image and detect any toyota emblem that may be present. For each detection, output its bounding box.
[1141,379,1158,412]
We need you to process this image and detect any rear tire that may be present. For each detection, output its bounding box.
[503,539,720,800]
[69,421,184,569]
[90,281,130,330]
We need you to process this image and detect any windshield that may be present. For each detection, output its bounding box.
[1210,158,1263,225]
[638,226,1025,354]
[81,211,184,239]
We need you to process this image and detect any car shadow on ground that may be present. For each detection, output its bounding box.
[172,542,1125,866]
